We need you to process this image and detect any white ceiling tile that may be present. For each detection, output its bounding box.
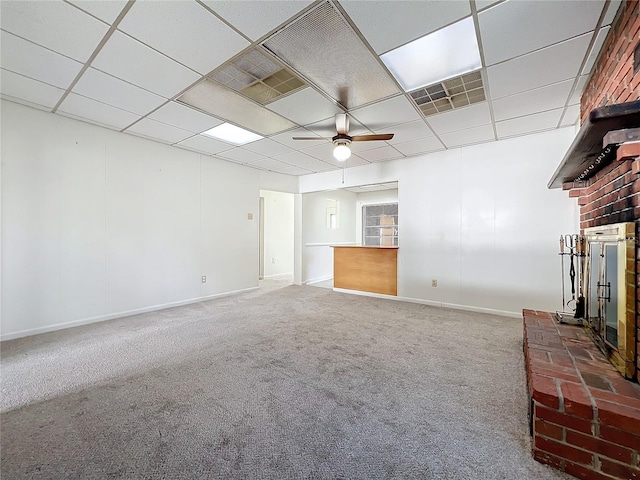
[340,0,470,54]
[1,0,109,62]
[309,163,339,172]
[218,147,268,164]
[283,156,336,172]
[274,151,327,167]
[242,138,295,157]
[440,124,495,148]
[492,80,574,122]
[92,31,200,98]
[1,69,65,109]
[487,33,592,99]
[125,118,194,144]
[581,26,610,75]
[377,120,434,145]
[73,67,166,116]
[58,93,140,130]
[569,75,589,105]
[67,0,128,24]
[269,127,323,149]
[246,158,293,171]
[175,135,234,155]
[203,0,314,41]
[496,108,563,139]
[263,166,307,175]
[305,116,369,137]
[427,102,492,135]
[602,0,623,25]
[118,1,249,75]
[479,0,604,66]
[349,140,388,154]
[267,88,342,126]
[342,156,371,167]
[351,96,421,129]
[148,102,223,133]
[300,142,336,161]
[354,146,403,162]
[393,137,445,156]
[322,156,370,168]
[0,31,83,89]
[560,104,581,127]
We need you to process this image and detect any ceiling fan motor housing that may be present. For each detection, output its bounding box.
[332,133,352,146]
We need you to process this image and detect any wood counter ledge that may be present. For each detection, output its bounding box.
[332,246,398,296]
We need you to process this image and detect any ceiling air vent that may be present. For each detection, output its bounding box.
[410,71,485,117]
[210,47,305,105]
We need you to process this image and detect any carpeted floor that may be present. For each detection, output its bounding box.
[1,281,570,479]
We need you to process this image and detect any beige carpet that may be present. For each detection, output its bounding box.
[1,281,570,479]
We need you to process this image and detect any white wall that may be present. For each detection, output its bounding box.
[355,189,399,245]
[302,189,357,283]
[260,190,294,278]
[299,128,579,316]
[1,101,294,339]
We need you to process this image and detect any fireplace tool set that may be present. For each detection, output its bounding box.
[556,234,586,324]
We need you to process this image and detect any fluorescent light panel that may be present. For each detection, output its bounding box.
[381,17,482,92]
[201,123,263,145]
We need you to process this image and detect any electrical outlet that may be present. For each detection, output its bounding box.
[201,276,206,283]
[247,213,253,220]
[271,257,275,264]
[432,279,437,287]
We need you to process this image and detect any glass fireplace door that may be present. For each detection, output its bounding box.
[588,242,619,348]
[603,244,619,347]
[584,222,636,379]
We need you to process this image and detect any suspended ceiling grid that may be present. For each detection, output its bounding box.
[0,0,623,176]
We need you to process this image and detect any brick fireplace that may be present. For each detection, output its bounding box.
[569,0,640,384]
[524,1,640,479]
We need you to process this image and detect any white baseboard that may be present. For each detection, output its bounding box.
[0,286,259,342]
[263,272,294,279]
[439,300,520,318]
[332,288,520,318]
[304,275,333,285]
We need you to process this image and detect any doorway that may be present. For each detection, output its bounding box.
[259,190,295,286]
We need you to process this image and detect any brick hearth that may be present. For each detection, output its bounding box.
[523,309,640,479]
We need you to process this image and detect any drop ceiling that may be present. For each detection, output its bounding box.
[0,0,621,176]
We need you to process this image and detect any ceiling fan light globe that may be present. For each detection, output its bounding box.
[333,144,351,161]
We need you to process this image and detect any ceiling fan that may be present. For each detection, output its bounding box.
[293,113,394,161]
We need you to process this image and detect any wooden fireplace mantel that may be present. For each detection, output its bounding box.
[548,100,640,189]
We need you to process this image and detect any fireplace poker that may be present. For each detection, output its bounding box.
[575,236,586,318]
[566,234,577,311]
[559,235,566,310]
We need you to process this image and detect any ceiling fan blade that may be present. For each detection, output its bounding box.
[351,134,394,142]
[335,113,349,135]
[292,136,330,141]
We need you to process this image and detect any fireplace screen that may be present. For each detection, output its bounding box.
[584,222,636,379]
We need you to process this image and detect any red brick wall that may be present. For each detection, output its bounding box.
[571,0,640,378]
[580,0,640,122]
